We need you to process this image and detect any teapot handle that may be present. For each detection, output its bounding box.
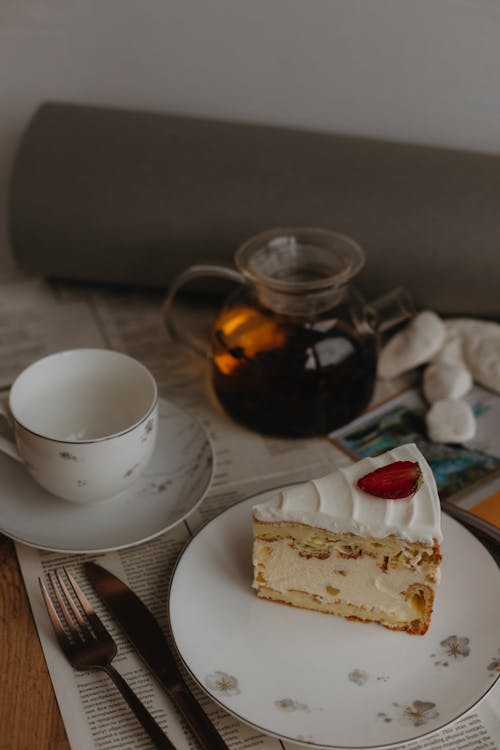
[163,264,244,356]
[364,287,415,333]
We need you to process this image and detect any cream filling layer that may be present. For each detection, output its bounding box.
[253,539,437,622]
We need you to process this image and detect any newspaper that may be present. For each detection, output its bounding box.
[1,275,498,749]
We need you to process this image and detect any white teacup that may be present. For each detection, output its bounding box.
[0,348,159,504]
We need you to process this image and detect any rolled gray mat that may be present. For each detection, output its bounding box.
[8,101,500,316]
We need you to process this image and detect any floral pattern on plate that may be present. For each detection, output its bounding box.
[205,671,240,696]
[487,650,500,676]
[349,669,369,686]
[139,478,174,495]
[431,635,471,666]
[378,700,439,727]
[275,698,311,712]
[348,669,390,686]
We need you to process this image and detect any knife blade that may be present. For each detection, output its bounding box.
[84,561,229,750]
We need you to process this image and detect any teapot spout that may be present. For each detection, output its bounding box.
[366,287,415,333]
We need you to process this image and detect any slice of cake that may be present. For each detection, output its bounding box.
[252,443,442,635]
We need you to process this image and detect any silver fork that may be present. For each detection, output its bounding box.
[39,568,176,750]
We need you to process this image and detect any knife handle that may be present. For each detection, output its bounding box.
[169,683,229,750]
[105,665,176,750]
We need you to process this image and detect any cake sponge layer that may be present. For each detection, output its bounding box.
[255,580,435,635]
[252,531,438,634]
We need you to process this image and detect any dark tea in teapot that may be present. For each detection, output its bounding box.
[211,298,377,437]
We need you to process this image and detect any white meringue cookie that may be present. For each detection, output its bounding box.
[465,334,500,395]
[431,335,464,366]
[426,399,476,444]
[441,318,500,394]
[378,311,446,380]
[444,317,498,341]
[423,361,473,403]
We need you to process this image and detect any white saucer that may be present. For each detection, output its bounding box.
[0,398,214,553]
[169,494,500,749]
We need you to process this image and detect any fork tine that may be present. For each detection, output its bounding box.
[55,569,87,629]
[64,567,109,639]
[39,577,73,656]
[49,570,85,633]
[48,571,82,642]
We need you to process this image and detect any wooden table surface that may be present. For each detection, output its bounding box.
[0,533,69,750]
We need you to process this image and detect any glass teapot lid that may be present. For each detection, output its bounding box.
[235,227,365,290]
[234,227,365,314]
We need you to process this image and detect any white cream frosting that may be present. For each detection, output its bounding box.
[252,443,442,544]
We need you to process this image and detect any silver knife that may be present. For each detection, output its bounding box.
[84,561,229,750]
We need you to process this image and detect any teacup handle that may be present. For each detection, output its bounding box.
[0,400,23,462]
[163,263,244,356]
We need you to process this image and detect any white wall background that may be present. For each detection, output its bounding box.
[2,0,500,272]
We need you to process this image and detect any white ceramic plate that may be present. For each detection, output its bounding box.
[169,493,500,749]
[0,398,214,553]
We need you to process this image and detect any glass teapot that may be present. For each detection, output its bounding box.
[163,228,414,438]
